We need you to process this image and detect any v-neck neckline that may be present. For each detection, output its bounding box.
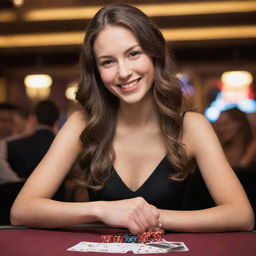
[112,156,167,193]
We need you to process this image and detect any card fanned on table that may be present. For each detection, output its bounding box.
[67,240,189,254]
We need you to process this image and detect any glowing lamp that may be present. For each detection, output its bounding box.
[221,71,253,88]
[205,70,255,122]
[13,0,24,7]
[24,74,52,100]
[65,82,77,101]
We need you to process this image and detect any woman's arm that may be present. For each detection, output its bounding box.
[160,112,254,232]
[0,140,23,184]
[10,111,100,228]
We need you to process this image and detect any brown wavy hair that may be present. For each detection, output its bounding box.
[76,4,191,190]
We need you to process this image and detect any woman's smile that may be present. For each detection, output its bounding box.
[118,78,141,92]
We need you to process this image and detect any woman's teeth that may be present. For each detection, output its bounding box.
[120,79,139,89]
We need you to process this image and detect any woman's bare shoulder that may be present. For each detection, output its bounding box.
[55,110,87,141]
[182,111,214,157]
[182,111,210,131]
[64,110,86,128]
[68,110,86,122]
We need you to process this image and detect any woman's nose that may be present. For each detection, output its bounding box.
[117,62,132,79]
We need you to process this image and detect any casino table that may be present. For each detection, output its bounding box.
[0,224,255,256]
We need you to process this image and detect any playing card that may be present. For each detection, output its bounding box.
[67,240,189,253]
[67,242,128,253]
[131,243,170,254]
[146,240,189,252]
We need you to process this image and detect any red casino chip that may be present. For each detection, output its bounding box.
[101,235,113,243]
[113,235,124,243]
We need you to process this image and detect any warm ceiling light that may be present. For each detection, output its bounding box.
[1,25,256,48]
[221,71,253,88]
[24,74,52,100]
[17,2,256,21]
[24,74,52,88]
[12,0,24,8]
[1,1,256,23]
[65,82,77,101]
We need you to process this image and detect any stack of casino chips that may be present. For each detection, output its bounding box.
[101,230,164,243]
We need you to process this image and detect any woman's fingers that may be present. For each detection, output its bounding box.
[99,197,161,234]
[124,198,148,234]
[141,204,158,231]
[126,218,142,235]
[147,204,161,231]
[127,198,160,233]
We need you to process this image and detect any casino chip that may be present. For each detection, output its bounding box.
[101,230,164,243]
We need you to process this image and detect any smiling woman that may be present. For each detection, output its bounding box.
[10,3,254,234]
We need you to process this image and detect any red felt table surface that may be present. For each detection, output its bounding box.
[0,226,255,256]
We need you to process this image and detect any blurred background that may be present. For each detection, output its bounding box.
[0,0,256,225]
[0,0,255,122]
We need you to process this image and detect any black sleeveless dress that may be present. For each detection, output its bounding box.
[88,156,187,210]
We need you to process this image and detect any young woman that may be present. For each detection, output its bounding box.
[215,108,256,169]
[11,4,254,234]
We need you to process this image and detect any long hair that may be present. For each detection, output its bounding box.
[76,4,191,190]
[218,108,253,153]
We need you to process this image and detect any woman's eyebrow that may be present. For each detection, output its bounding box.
[96,55,112,62]
[96,44,140,62]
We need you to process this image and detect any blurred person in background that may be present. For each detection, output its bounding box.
[215,107,256,169]
[13,108,30,137]
[0,103,17,140]
[0,100,61,225]
[0,100,60,179]
[0,103,27,184]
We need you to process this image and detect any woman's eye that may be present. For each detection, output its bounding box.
[100,59,114,67]
[129,51,141,58]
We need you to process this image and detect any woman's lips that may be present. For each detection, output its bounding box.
[118,78,141,92]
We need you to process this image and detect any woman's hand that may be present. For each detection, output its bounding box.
[97,197,160,234]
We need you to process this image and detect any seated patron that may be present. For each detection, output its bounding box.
[214,108,256,169]
[0,103,17,140]
[0,100,60,179]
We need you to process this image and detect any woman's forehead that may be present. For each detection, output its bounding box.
[93,25,139,56]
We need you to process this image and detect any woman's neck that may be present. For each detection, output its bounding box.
[117,95,158,128]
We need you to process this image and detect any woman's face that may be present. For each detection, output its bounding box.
[216,112,241,142]
[93,25,155,104]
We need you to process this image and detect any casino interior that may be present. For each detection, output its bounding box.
[0,0,256,117]
[0,1,256,254]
